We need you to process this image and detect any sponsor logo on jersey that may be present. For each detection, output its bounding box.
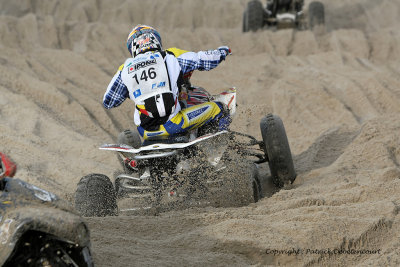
[128,59,157,73]
[132,56,145,63]
[149,54,160,59]
[187,106,209,120]
[204,50,220,55]
[152,81,166,89]
[146,131,164,137]
[133,89,142,98]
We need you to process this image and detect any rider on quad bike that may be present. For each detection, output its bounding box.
[164,47,213,108]
[103,25,234,141]
[0,153,94,266]
[243,0,324,31]
[76,27,296,217]
[266,0,304,17]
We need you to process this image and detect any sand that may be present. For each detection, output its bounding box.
[1,0,400,266]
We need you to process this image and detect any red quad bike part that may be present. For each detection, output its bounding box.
[0,152,17,178]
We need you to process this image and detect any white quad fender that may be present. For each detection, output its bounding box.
[213,87,237,116]
[100,131,229,154]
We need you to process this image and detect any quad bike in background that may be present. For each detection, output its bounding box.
[243,0,325,32]
[0,152,94,267]
[74,88,297,217]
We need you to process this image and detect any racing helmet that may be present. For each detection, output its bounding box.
[126,25,162,57]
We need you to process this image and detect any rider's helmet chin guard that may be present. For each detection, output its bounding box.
[126,25,163,57]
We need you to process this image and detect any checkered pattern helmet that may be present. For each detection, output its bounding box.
[126,25,162,57]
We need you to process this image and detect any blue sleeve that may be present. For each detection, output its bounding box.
[103,71,129,109]
[176,50,226,74]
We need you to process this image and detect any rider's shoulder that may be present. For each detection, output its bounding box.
[166,47,190,57]
[120,57,137,69]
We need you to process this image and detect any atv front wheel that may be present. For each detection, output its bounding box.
[260,114,296,188]
[308,1,325,30]
[75,174,118,217]
[244,0,264,32]
[243,9,249,32]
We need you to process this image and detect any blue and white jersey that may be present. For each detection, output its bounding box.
[103,48,227,126]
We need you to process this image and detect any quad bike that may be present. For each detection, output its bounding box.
[243,0,325,32]
[0,152,94,267]
[74,88,296,217]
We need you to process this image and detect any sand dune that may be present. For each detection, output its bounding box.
[1,0,400,266]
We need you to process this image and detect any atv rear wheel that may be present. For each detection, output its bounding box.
[249,164,263,203]
[243,10,249,32]
[308,1,325,30]
[260,114,296,188]
[75,174,118,217]
[211,162,262,207]
[244,0,264,32]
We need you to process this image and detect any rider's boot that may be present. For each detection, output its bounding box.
[117,129,142,148]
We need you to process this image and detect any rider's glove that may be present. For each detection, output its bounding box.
[218,46,232,60]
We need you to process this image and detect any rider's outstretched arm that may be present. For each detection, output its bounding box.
[175,48,229,74]
[103,66,129,109]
